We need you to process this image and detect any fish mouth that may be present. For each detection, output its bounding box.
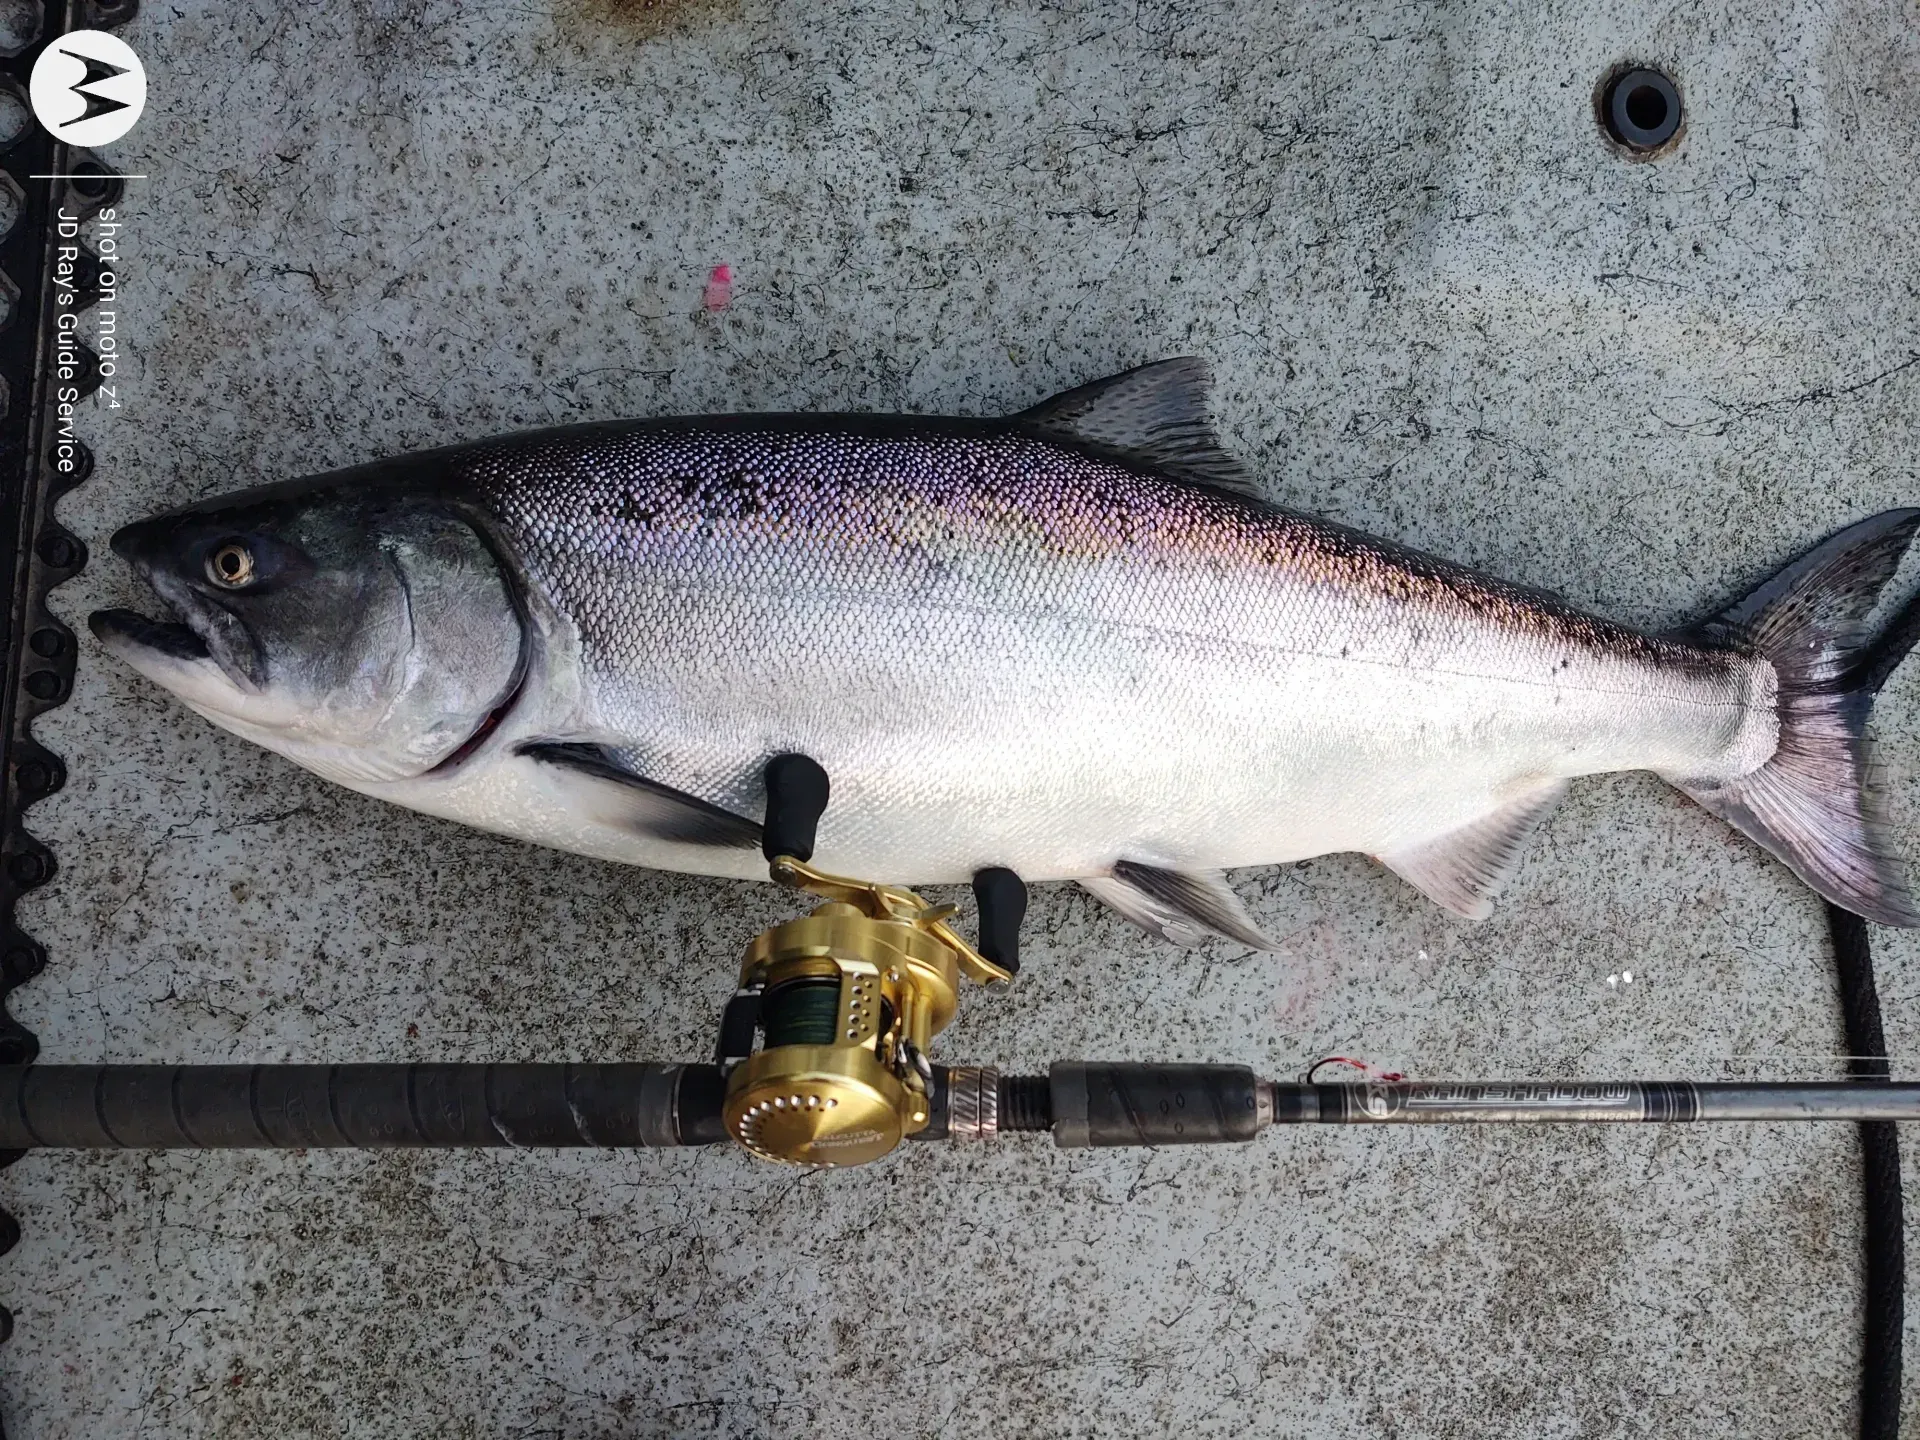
[88,591,261,700]
[88,607,211,662]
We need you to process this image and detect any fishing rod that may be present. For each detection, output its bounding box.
[1,754,1916,1164]
[6,1064,1920,1157]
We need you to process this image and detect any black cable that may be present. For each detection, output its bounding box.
[1830,904,1904,1440]
[1829,584,1920,1440]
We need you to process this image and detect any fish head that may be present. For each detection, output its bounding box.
[91,480,526,787]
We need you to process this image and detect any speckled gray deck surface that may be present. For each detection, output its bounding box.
[5,0,1920,1435]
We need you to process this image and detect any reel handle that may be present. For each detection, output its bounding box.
[759,754,1028,974]
[762,753,830,863]
[971,867,1027,975]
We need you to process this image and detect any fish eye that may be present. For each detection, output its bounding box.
[206,541,257,589]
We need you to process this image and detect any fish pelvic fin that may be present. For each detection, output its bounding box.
[1014,357,1261,499]
[1080,861,1279,949]
[1672,507,1920,927]
[1377,779,1570,921]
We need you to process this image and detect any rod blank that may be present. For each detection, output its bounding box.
[1279,1081,1920,1126]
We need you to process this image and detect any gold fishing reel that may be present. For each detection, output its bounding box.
[720,857,1014,1167]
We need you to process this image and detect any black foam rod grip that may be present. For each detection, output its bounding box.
[972,867,1027,975]
[0,1064,725,1149]
[762,753,830,862]
[1050,1063,1261,1148]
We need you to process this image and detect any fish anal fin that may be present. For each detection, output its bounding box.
[519,741,761,850]
[1378,780,1570,920]
[1015,357,1259,498]
[1080,861,1278,949]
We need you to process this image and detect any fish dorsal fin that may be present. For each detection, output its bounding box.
[1377,780,1570,920]
[1015,358,1260,498]
[1080,861,1278,949]
[519,741,761,849]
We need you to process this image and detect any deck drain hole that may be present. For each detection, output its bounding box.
[1600,67,1682,153]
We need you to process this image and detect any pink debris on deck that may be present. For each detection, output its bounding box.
[703,264,733,312]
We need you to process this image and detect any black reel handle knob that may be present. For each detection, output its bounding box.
[973,866,1027,975]
[762,753,830,863]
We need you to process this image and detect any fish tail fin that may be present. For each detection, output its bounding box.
[1671,508,1920,926]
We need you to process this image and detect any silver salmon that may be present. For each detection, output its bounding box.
[91,359,1919,945]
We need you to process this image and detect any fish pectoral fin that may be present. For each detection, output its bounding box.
[1015,357,1260,498]
[1080,861,1279,950]
[518,742,762,850]
[1377,780,1570,920]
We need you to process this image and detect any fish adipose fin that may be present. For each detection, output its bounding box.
[1015,357,1260,498]
[1080,861,1279,949]
[518,742,761,849]
[1671,507,1920,927]
[1378,780,1571,921]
